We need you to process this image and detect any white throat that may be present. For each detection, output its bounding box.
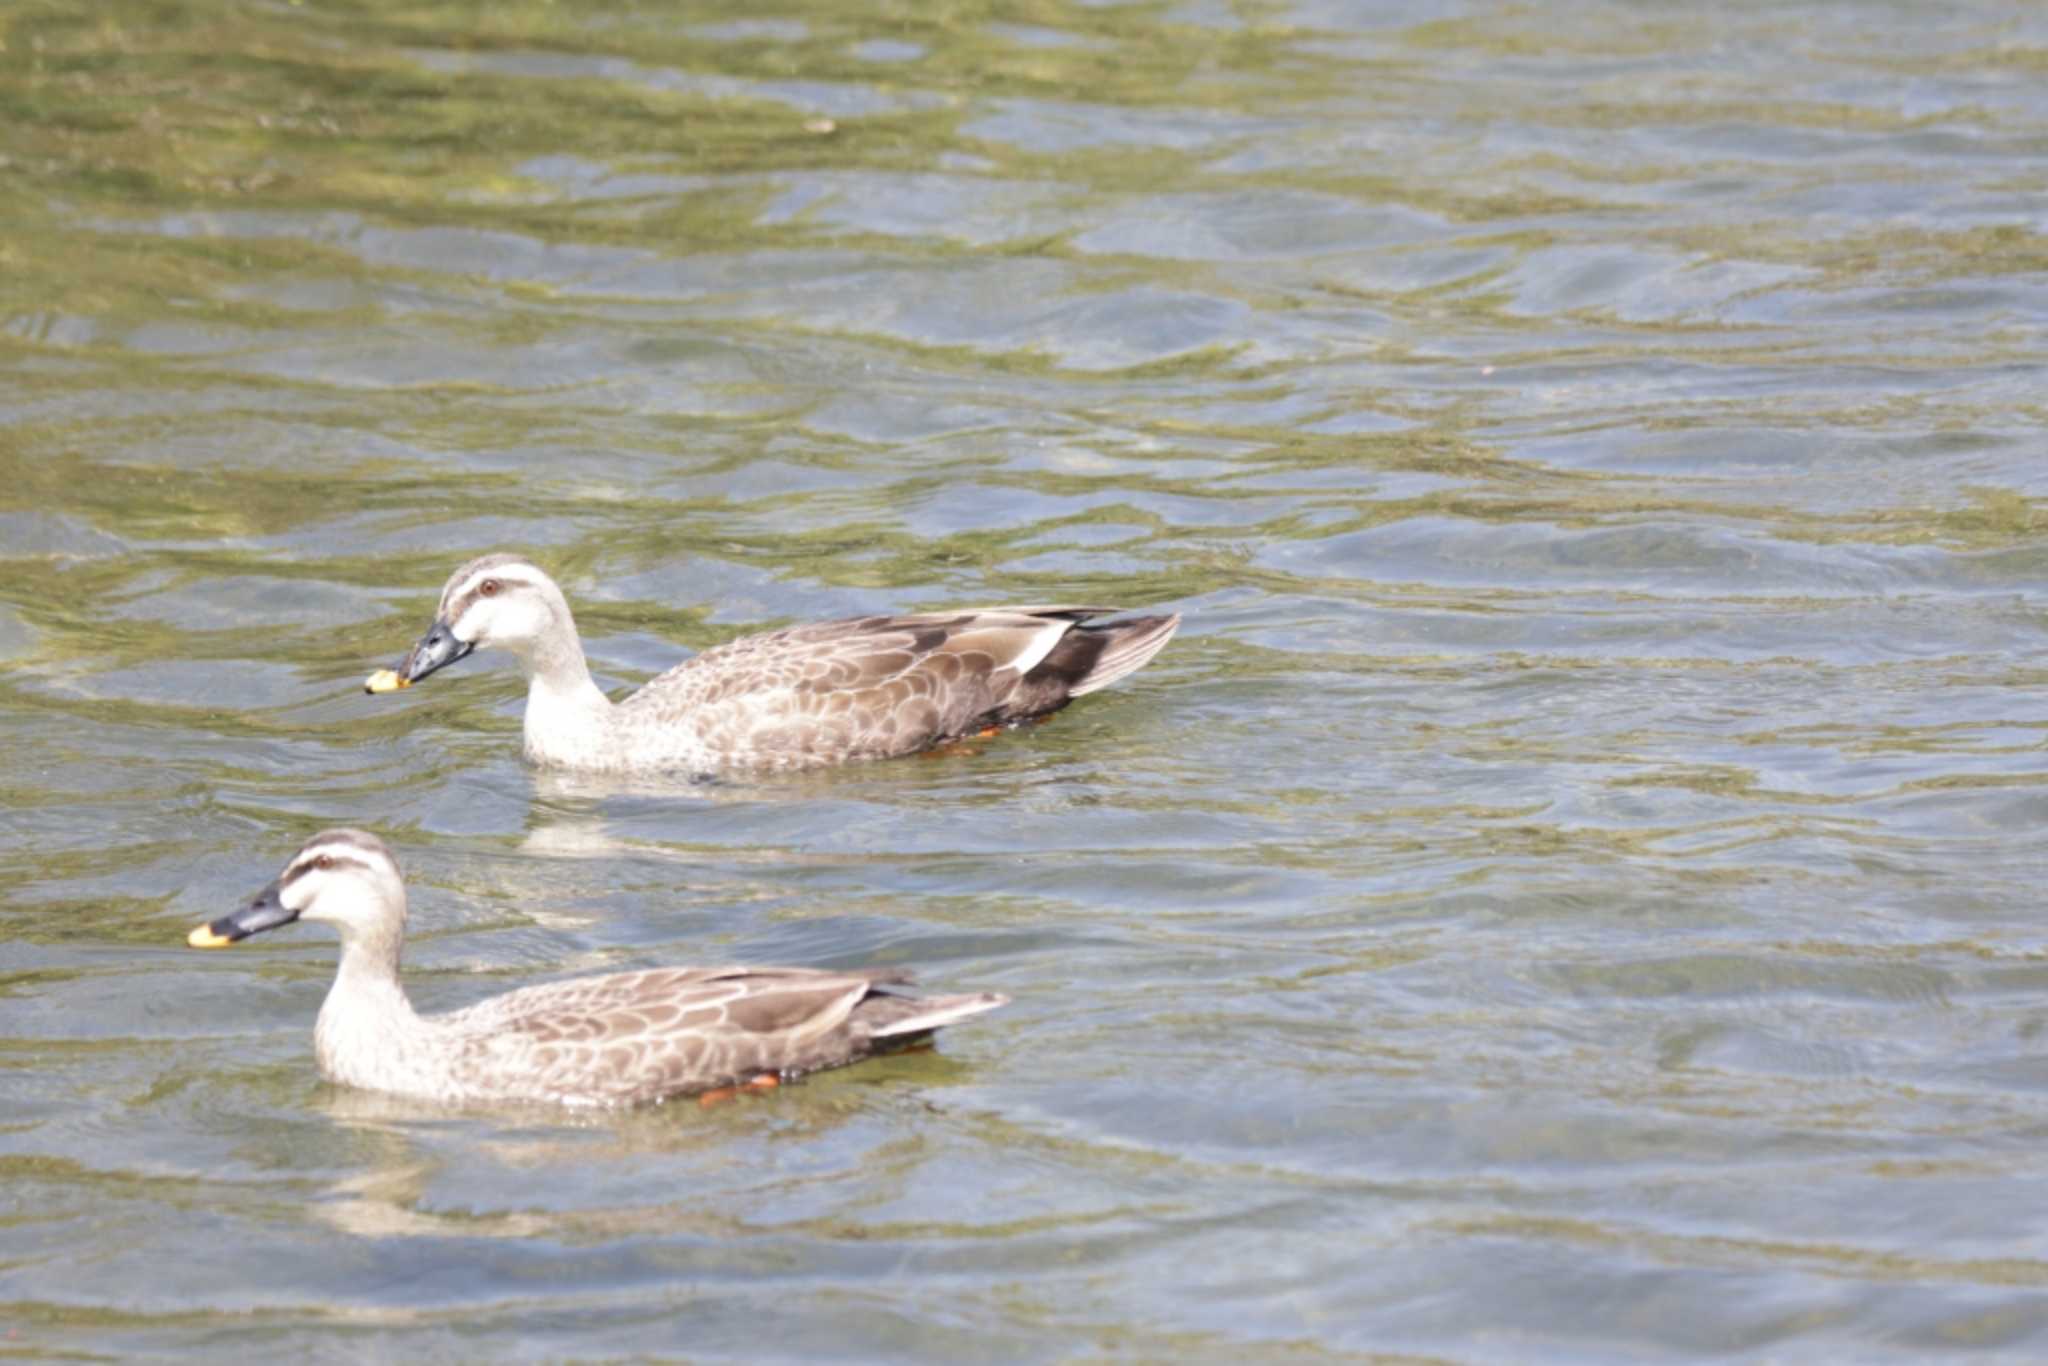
[522,671,615,766]
[314,945,422,1092]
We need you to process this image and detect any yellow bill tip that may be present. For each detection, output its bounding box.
[363,668,410,695]
[187,924,235,949]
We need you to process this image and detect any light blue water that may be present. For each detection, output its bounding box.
[3,0,2047,1358]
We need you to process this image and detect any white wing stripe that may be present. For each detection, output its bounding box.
[1006,619,1071,678]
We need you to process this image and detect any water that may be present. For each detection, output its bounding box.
[4,0,2048,1357]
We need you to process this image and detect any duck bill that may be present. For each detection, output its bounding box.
[187,878,298,948]
[402,619,474,684]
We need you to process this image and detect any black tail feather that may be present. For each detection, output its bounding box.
[996,612,1180,719]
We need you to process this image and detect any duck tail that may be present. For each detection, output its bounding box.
[864,990,1010,1040]
[1060,612,1181,697]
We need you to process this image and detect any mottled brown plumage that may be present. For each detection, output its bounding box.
[186,831,1008,1109]
[373,553,1180,773]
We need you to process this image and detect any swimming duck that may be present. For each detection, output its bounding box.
[186,829,1008,1108]
[364,553,1179,773]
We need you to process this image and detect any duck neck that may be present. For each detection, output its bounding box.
[519,606,616,765]
[315,919,423,1089]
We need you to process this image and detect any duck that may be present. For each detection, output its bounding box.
[185,829,1008,1109]
[363,553,1179,773]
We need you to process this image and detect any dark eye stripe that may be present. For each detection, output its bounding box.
[444,574,535,623]
[282,852,378,886]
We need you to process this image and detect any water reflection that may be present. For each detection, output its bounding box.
[310,1055,984,1248]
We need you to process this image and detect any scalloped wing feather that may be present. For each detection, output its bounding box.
[590,604,1171,769]
[438,966,916,1105]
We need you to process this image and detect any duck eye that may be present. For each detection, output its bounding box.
[480,579,500,597]
[315,855,333,871]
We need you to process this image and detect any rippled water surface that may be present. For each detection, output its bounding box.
[5,0,2048,1358]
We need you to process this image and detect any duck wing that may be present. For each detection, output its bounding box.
[444,965,1002,1106]
[628,606,1179,764]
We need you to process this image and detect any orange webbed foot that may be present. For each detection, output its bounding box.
[698,1073,781,1107]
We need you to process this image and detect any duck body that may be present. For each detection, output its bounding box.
[563,606,1171,772]
[189,830,1007,1109]
[374,554,1180,774]
[314,962,985,1108]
